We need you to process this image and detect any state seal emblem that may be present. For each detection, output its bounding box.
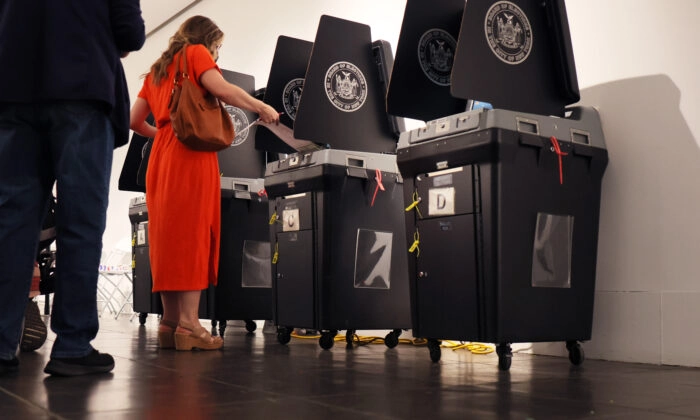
[418,29,457,86]
[224,105,250,147]
[282,78,304,121]
[485,1,533,65]
[324,62,367,112]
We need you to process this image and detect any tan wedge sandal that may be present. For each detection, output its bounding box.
[157,319,178,349]
[174,323,223,351]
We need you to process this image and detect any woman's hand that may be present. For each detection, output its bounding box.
[258,103,280,125]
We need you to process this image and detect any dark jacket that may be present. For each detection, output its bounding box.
[0,0,145,148]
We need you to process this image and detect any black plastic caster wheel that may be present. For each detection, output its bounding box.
[496,343,512,371]
[566,341,585,366]
[427,339,441,362]
[319,331,335,350]
[385,329,402,349]
[277,327,291,345]
[138,313,147,325]
[345,330,355,348]
[498,354,512,371]
[245,320,257,333]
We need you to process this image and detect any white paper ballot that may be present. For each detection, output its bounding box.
[252,119,323,153]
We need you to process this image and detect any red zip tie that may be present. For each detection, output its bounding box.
[549,136,568,185]
[258,188,268,198]
[371,169,385,207]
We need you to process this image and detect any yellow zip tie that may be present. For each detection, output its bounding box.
[269,211,278,225]
[405,191,423,217]
[408,231,420,256]
[272,242,279,264]
[405,197,420,211]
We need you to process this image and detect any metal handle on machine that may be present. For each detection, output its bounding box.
[346,156,369,179]
[516,117,540,135]
[570,128,591,145]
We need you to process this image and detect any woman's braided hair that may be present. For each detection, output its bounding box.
[148,15,224,85]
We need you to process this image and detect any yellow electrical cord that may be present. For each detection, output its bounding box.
[288,331,494,354]
[440,341,495,354]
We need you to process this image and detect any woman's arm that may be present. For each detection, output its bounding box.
[200,68,280,124]
[129,97,157,138]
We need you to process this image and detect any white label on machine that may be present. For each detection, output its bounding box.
[282,208,300,232]
[137,223,147,246]
[428,187,456,216]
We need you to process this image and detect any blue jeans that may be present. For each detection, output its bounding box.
[0,101,113,359]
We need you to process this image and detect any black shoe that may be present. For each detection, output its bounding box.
[44,350,114,377]
[0,357,19,377]
[21,299,47,352]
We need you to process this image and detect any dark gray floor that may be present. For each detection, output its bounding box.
[2,316,700,419]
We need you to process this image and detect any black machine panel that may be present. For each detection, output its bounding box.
[274,230,315,328]
[118,114,154,193]
[414,214,479,339]
[386,0,468,121]
[293,15,398,154]
[256,36,314,155]
[450,0,580,117]
[216,196,272,321]
[371,39,405,139]
[219,69,266,178]
[132,238,160,314]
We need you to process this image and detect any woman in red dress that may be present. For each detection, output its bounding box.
[129,16,279,351]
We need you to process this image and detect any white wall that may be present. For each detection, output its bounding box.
[109,0,700,367]
[531,0,700,367]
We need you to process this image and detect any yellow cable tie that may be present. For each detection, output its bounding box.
[405,193,422,212]
[269,211,278,225]
[408,231,420,255]
[272,242,279,264]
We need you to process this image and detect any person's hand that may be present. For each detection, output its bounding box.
[259,104,280,125]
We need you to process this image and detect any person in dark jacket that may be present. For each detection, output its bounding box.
[0,0,145,377]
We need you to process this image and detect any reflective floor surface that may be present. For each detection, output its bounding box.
[2,316,700,419]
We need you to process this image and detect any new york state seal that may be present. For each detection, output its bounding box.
[324,62,367,112]
[484,1,533,65]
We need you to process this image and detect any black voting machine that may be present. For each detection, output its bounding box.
[123,70,273,334]
[214,69,273,335]
[261,18,411,349]
[388,0,608,370]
